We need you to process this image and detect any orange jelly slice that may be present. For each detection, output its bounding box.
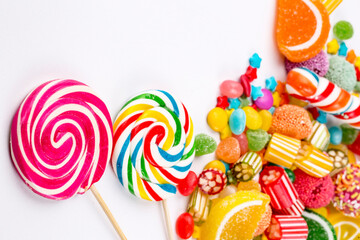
[200,190,270,240]
[276,0,330,62]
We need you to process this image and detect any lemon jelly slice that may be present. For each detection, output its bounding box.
[200,190,270,240]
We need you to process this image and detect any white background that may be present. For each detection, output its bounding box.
[0,1,359,239]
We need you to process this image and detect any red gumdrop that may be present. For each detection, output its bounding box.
[177,171,198,196]
[348,132,360,155]
[356,67,360,81]
[220,80,243,98]
[245,66,257,82]
[176,213,194,239]
[216,96,229,109]
[232,133,248,156]
[240,75,251,97]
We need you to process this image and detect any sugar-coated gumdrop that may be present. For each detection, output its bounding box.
[259,110,272,131]
[177,171,198,196]
[284,168,295,182]
[229,109,246,135]
[176,213,194,239]
[204,160,226,174]
[243,106,263,130]
[246,129,270,152]
[220,80,244,98]
[269,104,312,139]
[194,134,217,156]
[207,107,228,132]
[276,0,330,62]
[340,124,359,145]
[333,20,354,40]
[254,204,272,237]
[216,137,241,163]
[327,39,340,55]
[218,185,238,198]
[237,180,261,191]
[285,50,329,77]
[329,126,342,145]
[232,133,249,155]
[254,89,274,110]
[325,56,356,92]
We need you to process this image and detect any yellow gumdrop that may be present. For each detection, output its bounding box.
[226,109,234,118]
[243,106,262,130]
[272,92,281,107]
[327,39,340,55]
[259,110,272,131]
[289,96,308,107]
[207,107,228,132]
[204,160,226,173]
[220,125,232,140]
[192,225,201,239]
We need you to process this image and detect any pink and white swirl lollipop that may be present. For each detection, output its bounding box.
[10,79,113,199]
[10,79,126,239]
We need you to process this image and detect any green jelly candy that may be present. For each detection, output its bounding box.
[239,97,251,108]
[246,129,270,152]
[333,20,354,40]
[303,210,337,240]
[284,168,295,182]
[340,124,359,145]
[194,133,217,156]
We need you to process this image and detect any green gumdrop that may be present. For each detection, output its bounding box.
[340,124,359,145]
[246,129,270,152]
[284,168,295,182]
[333,20,354,40]
[239,97,251,108]
[194,133,217,156]
[354,82,360,93]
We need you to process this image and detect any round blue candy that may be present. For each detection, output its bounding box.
[329,126,342,145]
[229,109,246,135]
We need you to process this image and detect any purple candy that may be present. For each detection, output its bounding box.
[285,50,329,77]
[254,89,273,110]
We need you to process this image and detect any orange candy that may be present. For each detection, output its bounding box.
[276,0,330,62]
[347,49,357,64]
[216,137,241,164]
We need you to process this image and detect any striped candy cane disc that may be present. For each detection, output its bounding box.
[10,80,113,200]
[112,90,195,201]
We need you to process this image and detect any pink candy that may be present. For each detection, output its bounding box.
[10,79,113,200]
[220,80,244,98]
[254,89,274,110]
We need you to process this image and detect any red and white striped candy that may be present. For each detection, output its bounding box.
[265,215,308,240]
[275,199,305,216]
[260,166,299,210]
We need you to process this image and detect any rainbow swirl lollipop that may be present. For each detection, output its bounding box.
[112,90,195,201]
[10,79,113,200]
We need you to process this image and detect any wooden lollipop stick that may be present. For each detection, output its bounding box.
[90,185,127,240]
[162,199,175,240]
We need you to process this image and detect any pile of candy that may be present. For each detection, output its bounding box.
[175,1,360,239]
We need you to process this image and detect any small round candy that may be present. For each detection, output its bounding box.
[220,80,244,98]
[243,106,262,130]
[254,89,274,110]
[333,20,354,40]
[204,160,226,173]
[177,171,198,196]
[232,133,249,155]
[329,126,342,145]
[207,107,228,132]
[229,109,246,135]
[216,137,241,163]
[259,110,272,131]
[176,213,194,239]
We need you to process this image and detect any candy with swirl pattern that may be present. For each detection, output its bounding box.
[10,79,113,200]
[112,90,195,201]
